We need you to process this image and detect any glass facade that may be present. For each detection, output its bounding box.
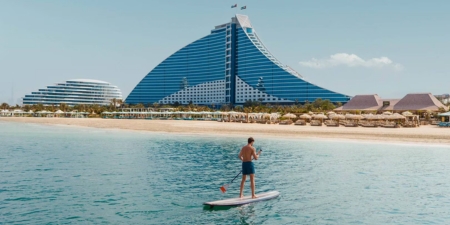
[126,14,350,105]
[22,79,122,106]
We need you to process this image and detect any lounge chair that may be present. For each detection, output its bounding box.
[344,121,358,127]
[383,122,399,128]
[294,120,306,126]
[279,120,293,125]
[361,122,377,128]
[310,120,322,126]
[325,120,339,127]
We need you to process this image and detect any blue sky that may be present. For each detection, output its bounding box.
[1,0,449,104]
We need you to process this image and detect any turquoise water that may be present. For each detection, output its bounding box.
[1,122,450,224]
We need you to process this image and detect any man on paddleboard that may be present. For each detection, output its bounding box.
[238,137,262,199]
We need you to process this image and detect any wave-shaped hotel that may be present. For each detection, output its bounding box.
[126,15,350,106]
[22,79,122,106]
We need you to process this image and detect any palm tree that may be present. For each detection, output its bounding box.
[1,103,9,110]
[243,107,252,123]
[34,104,44,112]
[111,98,117,110]
[60,103,68,112]
[116,99,123,109]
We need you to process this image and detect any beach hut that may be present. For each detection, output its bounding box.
[334,94,384,112]
[1,109,11,117]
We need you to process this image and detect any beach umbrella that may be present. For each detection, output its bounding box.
[55,110,64,114]
[313,114,328,123]
[373,114,385,120]
[330,114,345,120]
[283,113,297,119]
[385,113,403,120]
[402,111,413,116]
[300,114,311,119]
[326,111,336,115]
[350,115,364,120]
[392,113,406,120]
[383,111,393,115]
[313,114,327,119]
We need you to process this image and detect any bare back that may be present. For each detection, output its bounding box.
[239,145,258,162]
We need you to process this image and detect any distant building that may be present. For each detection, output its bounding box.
[435,94,450,105]
[22,79,122,106]
[335,93,448,112]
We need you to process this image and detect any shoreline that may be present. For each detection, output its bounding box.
[2,117,450,146]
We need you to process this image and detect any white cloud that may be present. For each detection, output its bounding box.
[299,53,403,71]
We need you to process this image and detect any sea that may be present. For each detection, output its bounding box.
[1,121,450,224]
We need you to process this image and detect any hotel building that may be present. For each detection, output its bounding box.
[125,15,350,106]
[22,79,122,106]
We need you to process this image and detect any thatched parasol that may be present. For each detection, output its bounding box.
[300,114,311,119]
[350,115,364,120]
[283,113,297,119]
[402,111,413,116]
[313,114,328,123]
[313,114,328,119]
[330,114,345,120]
[391,113,406,120]
[345,114,354,119]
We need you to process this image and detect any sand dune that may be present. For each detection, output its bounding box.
[2,117,450,145]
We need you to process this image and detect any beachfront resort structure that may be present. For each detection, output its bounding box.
[334,93,449,113]
[22,79,122,106]
[125,14,350,106]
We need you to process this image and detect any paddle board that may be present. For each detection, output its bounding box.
[203,191,280,207]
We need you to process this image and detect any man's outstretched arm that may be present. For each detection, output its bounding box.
[252,149,260,160]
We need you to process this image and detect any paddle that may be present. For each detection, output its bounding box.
[220,148,262,193]
[220,171,242,193]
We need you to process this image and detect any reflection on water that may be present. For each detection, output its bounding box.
[238,204,256,225]
[1,122,450,224]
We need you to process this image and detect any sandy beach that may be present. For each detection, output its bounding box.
[2,117,450,145]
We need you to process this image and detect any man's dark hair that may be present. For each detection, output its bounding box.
[248,137,255,144]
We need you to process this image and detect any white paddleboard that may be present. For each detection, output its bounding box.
[203,191,280,207]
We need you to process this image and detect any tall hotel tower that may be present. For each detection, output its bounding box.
[126,15,350,106]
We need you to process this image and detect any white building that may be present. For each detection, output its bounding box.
[23,79,122,106]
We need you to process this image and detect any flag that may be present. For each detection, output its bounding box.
[241,6,246,10]
[231,4,237,8]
